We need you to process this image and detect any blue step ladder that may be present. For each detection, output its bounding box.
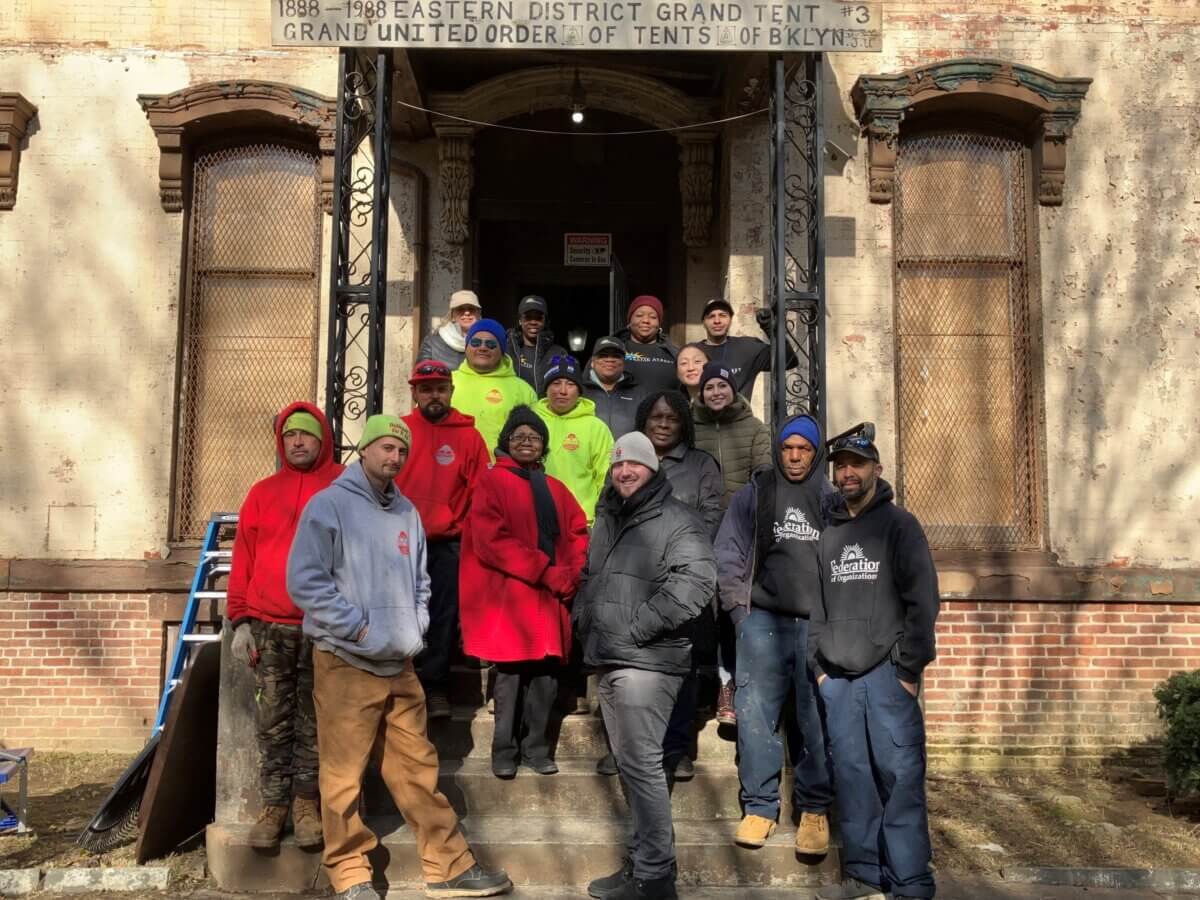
[153,512,238,733]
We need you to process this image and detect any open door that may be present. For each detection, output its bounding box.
[608,253,628,336]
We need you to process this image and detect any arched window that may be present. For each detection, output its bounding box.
[893,129,1038,548]
[139,82,336,540]
[173,141,324,540]
[853,60,1090,550]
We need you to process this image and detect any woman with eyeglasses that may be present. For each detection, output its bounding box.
[459,405,590,779]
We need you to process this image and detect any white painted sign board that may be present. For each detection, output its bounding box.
[272,1,882,51]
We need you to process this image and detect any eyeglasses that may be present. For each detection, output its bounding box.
[548,355,578,367]
[413,362,450,377]
[509,432,545,446]
[469,338,499,349]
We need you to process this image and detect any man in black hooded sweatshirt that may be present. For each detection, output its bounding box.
[715,414,835,855]
[811,428,939,900]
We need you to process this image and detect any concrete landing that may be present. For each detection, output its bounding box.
[207,814,840,892]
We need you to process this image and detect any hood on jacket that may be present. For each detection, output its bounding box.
[585,366,639,391]
[275,401,337,473]
[506,325,558,353]
[334,459,400,510]
[456,354,521,380]
[410,407,478,430]
[828,476,895,524]
[536,396,599,421]
[775,413,825,485]
[691,393,754,426]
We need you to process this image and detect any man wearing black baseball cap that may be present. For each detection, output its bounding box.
[583,335,651,440]
[698,297,795,403]
[811,425,939,900]
[505,294,566,395]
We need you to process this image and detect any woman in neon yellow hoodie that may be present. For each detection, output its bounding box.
[534,357,615,525]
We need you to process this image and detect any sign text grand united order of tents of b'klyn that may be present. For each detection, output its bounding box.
[272,0,882,52]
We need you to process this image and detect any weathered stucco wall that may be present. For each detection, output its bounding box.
[0,1,1196,568]
[817,1,1200,567]
[0,3,335,559]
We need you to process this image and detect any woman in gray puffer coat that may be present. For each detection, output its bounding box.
[691,363,772,508]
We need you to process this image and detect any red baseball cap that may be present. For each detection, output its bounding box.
[409,360,453,384]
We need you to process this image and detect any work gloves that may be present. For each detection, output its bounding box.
[231,622,259,667]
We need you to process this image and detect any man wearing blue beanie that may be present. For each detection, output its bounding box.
[713,413,835,855]
[451,318,537,457]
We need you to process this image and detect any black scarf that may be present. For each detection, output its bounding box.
[498,452,560,563]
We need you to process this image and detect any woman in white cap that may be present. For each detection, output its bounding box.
[419,290,481,370]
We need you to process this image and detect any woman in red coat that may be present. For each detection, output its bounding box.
[460,405,589,779]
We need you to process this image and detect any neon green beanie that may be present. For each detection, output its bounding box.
[357,414,411,451]
[282,411,323,441]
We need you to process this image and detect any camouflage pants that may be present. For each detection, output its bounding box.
[251,620,319,806]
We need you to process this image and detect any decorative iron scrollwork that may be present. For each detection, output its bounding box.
[325,49,393,461]
[769,55,826,433]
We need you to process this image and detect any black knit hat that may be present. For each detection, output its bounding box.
[541,354,583,396]
[635,390,697,449]
[497,404,549,458]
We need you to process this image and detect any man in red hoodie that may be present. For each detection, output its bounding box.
[396,360,490,719]
[227,402,344,851]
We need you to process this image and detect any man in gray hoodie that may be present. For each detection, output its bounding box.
[287,415,511,900]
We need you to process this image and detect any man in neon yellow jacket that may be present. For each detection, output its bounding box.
[535,355,614,525]
[451,318,537,456]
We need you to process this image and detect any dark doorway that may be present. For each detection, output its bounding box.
[471,108,683,358]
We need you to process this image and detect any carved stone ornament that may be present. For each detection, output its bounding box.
[0,93,38,211]
[677,131,717,247]
[434,123,474,246]
[138,81,336,213]
[851,59,1091,206]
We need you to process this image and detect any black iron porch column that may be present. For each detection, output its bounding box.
[768,54,827,434]
[325,48,393,461]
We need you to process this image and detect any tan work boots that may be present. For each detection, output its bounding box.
[245,797,324,849]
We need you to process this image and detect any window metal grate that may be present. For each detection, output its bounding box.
[173,143,323,541]
[893,132,1041,549]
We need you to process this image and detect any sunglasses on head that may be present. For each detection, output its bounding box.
[831,435,873,451]
[469,337,499,349]
[548,355,578,368]
[413,362,449,377]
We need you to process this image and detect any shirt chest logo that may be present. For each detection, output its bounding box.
[830,543,879,583]
[562,433,580,451]
[485,388,503,404]
[774,507,820,542]
[435,444,456,465]
[397,531,410,556]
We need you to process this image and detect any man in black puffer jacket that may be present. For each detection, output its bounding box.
[575,432,716,900]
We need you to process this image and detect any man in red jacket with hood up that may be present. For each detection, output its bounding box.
[227,401,344,851]
[396,360,491,718]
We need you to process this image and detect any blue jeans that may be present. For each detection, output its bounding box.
[734,608,834,820]
[820,659,935,898]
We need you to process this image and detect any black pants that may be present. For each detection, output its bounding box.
[492,660,559,765]
[416,540,460,691]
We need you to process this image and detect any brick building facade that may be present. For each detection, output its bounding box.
[1,1,1198,757]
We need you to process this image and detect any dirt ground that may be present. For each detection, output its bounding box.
[2,753,1199,882]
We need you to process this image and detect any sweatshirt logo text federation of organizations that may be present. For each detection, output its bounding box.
[774,507,820,543]
[830,543,880,583]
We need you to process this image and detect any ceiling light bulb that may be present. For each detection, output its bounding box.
[571,108,584,124]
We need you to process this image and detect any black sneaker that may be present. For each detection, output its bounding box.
[814,878,887,900]
[587,857,633,899]
[334,883,381,900]
[665,754,694,781]
[491,758,518,779]
[596,753,618,776]
[424,862,512,897]
[522,757,558,775]
[426,691,452,720]
[625,874,678,899]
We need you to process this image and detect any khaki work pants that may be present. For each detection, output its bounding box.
[313,649,474,891]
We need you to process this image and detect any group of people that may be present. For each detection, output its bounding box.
[225,289,941,900]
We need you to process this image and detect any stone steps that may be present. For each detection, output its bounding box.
[364,757,797,821]
[207,814,840,892]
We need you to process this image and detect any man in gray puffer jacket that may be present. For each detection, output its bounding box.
[574,432,717,900]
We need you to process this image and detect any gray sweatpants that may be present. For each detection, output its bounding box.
[597,667,684,880]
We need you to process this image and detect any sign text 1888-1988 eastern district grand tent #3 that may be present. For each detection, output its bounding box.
[272,0,882,52]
